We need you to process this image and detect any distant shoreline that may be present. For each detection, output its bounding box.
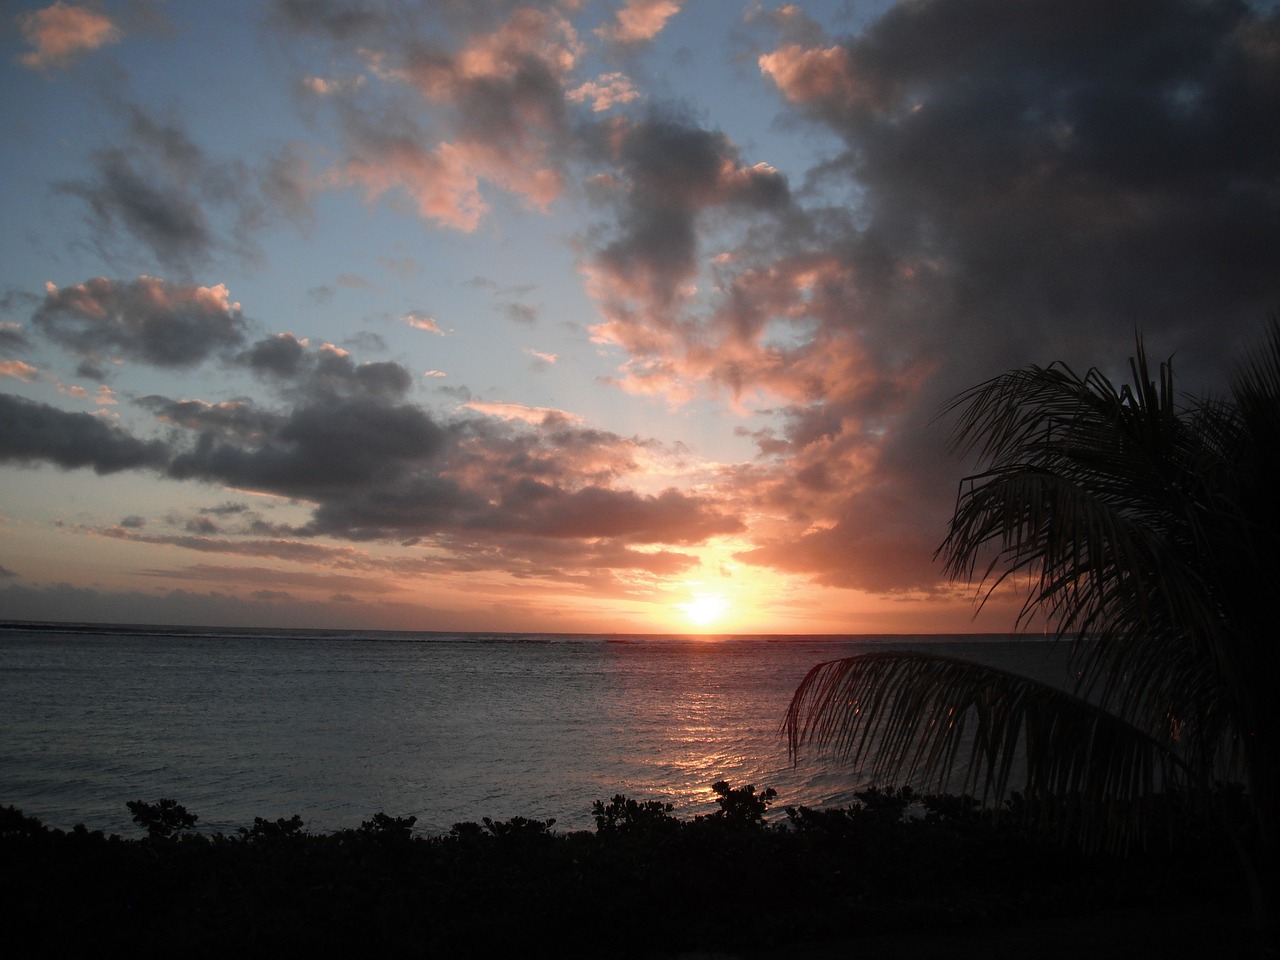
[0,618,1040,643]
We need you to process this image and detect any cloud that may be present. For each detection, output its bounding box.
[0,360,38,382]
[0,393,169,473]
[55,106,314,273]
[16,2,122,71]
[101,525,368,566]
[32,276,247,369]
[0,322,30,351]
[302,73,367,96]
[0,579,403,631]
[165,396,448,501]
[464,400,579,425]
[401,312,443,334]
[503,302,539,325]
[596,0,684,45]
[270,0,390,42]
[568,72,641,112]
[236,335,414,402]
[297,5,581,231]
[756,0,1280,357]
[713,0,1280,591]
[472,483,742,545]
[581,111,794,398]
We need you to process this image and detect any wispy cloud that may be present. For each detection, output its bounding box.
[16,3,122,71]
[0,360,38,382]
[401,312,444,334]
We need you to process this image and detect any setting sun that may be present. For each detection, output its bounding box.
[680,594,730,628]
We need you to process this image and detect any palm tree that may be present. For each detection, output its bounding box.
[784,320,1279,946]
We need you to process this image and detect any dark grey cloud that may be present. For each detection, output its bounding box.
[32,276,248,370]
[185,516,220,535]
[475,482,743,544]
[137,396,281,444]
[55,106,314,275]
[58,145,213,273]
[764,0,1280,375]
[238,332,307,378]
[0,323,30,351]
[236,334,413,402]
[271,0,394,41]
[589,111,792,311]
[200,501,251,517]
[0,393,169,473]
[166,398,448,499]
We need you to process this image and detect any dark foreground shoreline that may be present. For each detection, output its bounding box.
[3,786,1254,959]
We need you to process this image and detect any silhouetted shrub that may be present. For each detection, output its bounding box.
[238,814,307,842]
[591,794,678,836]
[0,805,48,838]
[126,798,198,840]
[701,780,777,826]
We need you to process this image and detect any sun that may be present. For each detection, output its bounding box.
[680,594,730,629]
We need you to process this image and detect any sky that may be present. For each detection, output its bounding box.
[1,0,1277,635]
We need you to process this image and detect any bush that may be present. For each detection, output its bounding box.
[126,798,198,840]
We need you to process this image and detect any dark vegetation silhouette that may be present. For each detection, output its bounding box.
[785,319,1280,954]
[0,786,1245,958]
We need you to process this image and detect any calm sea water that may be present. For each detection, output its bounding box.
[0,623,1072,837]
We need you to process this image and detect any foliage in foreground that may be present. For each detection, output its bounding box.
[0,785,1244,958]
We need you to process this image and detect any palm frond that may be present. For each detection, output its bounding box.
[784,650,1187,851]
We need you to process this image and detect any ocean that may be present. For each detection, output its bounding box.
[0,622,1073,837]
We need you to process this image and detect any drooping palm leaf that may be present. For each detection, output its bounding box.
[784,650,1185,851]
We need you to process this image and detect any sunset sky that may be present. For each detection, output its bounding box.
[2,0,1277,634]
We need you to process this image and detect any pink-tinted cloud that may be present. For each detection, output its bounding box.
[465,400,578,425]
[0,360,38,382]
[402,311,444,334]
[597,0,683,44]
[340,137,489,231]
[331,7,578,230]
[758,43,879,114]
[568,72,641,112]
[16,2,121,71]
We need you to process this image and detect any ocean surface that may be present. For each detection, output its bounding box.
[0,622,1074,837]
